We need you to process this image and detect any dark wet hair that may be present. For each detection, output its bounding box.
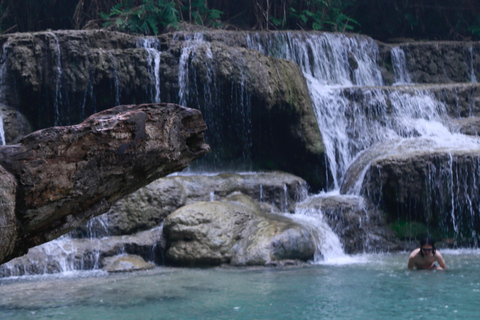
[420,237,436,257]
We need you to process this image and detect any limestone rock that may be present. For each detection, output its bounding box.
[102,254,155,272]
[71,171,309,237]
[0,29,327,191]
[163,193,315,267]
[0,227,164,277]
[343,137,480,245]
[0,104,31,144]
[0,102,209,265]
[0,165,17,263]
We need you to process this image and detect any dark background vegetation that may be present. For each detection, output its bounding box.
[1,0,480,40]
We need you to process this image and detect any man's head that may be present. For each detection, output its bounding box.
[420,237,436,257]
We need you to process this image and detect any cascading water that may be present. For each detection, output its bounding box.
[246,31,480,252]
[136,37,161,103]
[469,46,477,83]
[3,30,480,274]
[391,46,412,85]
[47,32,64,126]
[176,33,253,171]
[0,112,5,145]
[0,43,7,145]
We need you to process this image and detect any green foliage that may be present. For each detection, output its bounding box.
[100,0,223,34]
[100,0,180,35]
[270,0,358,32]
[468,17,480,39]
[179,0,223,28]
[390,220,428,240]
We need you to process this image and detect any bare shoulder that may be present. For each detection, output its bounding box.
[409,248,421,258]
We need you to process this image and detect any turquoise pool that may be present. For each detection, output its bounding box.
[0,250,479,319]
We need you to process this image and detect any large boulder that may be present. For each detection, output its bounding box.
[296,194,400,253]
[163,193,315,266]
[0,102,209,264]
[343,137,480,245]
[71,171,309,237]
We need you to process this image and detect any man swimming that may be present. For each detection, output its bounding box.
[407,237,446,270]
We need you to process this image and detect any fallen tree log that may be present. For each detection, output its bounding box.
[0,103,210,264]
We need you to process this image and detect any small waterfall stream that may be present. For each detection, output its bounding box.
[0,112,5,145]
[47,32,64,126]
[176,33,253,171]
[136,37,162,103]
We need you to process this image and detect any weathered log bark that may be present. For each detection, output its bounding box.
[0,103,210,264]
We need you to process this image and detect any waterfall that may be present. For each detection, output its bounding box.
[112,56,121,107]
[292,211,346,263]
[391,46,412,85]
[47,32,63,126]
[0,44,6,145]
[246,32,384,188]
[177,33,204,106]
[245,31,480,247]
[0,112,5,145]
[137,37,162,103]
[469,46,477,83]
[177,33,253,171]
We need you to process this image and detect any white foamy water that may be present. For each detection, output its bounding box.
[0,112,5,145]
[137,37,161,103]
[391,46,412,85]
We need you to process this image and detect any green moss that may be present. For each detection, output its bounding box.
[390,220,427,240]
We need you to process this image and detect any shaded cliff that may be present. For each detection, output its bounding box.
[0,29,326,190]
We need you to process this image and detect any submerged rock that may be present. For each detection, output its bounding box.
[163,193,315,267]
[102,254,155,272]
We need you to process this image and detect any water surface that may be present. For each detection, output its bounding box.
[1,250,479,319]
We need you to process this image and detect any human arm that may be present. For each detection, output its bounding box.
[435,252,446,269]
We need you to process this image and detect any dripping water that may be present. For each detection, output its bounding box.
[47,32,63,126]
